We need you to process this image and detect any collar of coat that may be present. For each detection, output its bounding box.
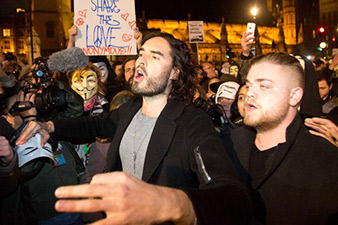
[230,114,303,190]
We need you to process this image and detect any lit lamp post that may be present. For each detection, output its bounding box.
[250,7,258,20]
[319,41,327,49]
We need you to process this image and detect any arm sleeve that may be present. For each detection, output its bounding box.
[53,109,119,140]
[0,150,20,199]
[238,54,253,83]
[183,111,252,224]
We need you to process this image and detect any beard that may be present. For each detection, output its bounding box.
[244,98,289,132]
[131,68,172,97]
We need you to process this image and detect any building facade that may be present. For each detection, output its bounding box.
[319,0,338,52]
[2,0,313,65]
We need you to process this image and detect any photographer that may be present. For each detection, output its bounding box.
[5,59,85,225]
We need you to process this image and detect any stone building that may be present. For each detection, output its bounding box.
[6,0,331,64]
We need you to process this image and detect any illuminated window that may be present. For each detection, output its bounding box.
[3,29,10,37]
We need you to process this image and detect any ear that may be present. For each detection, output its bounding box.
[330,83,333,90]
[289,87,303,107]
[170,67,180,80]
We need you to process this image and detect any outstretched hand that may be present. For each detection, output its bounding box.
[55,172,196,225]
[305,117,338,147]
[15,121,53,147]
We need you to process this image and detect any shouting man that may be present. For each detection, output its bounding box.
[231,53,338,225]
[17,33,251,225]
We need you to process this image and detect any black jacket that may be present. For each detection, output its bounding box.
[0,117,19,199]
[54,99,252,225]
[230,115,338,225]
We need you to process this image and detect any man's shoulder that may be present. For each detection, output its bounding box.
[231,126,255,141]
[179,104,213,121]
[296,124,338,160]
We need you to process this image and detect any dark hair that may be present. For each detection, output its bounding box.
[230,82,246,121]
[141,32,197,104]
[250,53,305,89]
[122,57,137,75]
[229,61,239,68]
[112,60,123,72]
[316,70,332,85]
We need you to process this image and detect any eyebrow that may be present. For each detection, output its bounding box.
[256,78,273,83]
[79,74,95,79]
[245,78,273,83]
[139,48,165,57]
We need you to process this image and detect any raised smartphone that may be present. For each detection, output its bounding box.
[246,22,256,40]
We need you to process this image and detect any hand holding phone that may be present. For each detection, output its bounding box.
[246,22,256,41]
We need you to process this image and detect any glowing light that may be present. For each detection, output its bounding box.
[16,8,25,13]
[319,42,327,49]
[318,27,325,33]
[251,7,258,17]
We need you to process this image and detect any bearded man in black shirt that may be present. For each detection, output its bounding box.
[231,53,338,225]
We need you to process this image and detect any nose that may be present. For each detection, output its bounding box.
[137,54,146,67]
[246,87,257,99]
[137,58,145,67]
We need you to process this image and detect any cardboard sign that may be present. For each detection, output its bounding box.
[74,0,137,56]
[188,21,204,43]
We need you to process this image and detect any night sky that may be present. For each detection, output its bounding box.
[0,0,274,26]
[135,0,274,26]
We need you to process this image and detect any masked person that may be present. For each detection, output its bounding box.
[67,63,109,116]
[229,62,239,78]
[66,63,109,167]
[89,56,116,102]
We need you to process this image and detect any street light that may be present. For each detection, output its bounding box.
[318,26,325,34]
[319,41,327,49]
[250,7,258,20]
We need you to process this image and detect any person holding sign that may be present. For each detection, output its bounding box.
[16,32,252,225]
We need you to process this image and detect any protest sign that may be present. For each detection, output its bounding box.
[188,21,204,43]
[74,0,137,55]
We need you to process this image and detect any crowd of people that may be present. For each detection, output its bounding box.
[0,22,338,225]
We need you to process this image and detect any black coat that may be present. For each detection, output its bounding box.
[54,99,252,225]
[0,117,19,199]
[230,115,338,225]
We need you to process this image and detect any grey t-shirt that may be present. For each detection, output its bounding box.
[120,109,157,179]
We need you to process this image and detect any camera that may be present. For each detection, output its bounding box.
[11,57,68,118]
[193,97,228,128]
[10,85,67,118]
[34,86,67,114]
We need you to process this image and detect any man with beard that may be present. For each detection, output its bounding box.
[230,53,338,225]
[16,33,251,225]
